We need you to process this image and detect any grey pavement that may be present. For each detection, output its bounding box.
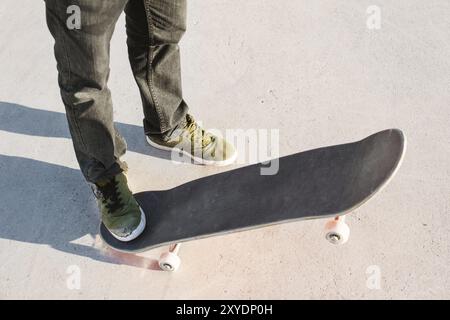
[0,0,449,299]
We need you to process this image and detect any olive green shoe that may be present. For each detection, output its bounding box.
[92,172,146,242]
[146,114,237,166]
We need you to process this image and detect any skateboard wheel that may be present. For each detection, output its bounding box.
[324,218,350,245]
[158,252,181,272]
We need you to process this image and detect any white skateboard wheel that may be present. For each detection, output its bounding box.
[158,252,181,272]
[324,218,350,245]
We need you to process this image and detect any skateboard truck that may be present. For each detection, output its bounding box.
[324,215,350,245]
[158,243,182,271]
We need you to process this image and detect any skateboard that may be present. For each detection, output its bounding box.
[101,128,406,271]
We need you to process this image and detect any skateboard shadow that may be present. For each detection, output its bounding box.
[0,101,172,161]
[0,154,161,270]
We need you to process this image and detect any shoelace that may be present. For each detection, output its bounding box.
[186,116,212,148]
[96,178,124,213]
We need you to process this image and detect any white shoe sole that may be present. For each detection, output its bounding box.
[109,207,146,242]
[146,136,237,167]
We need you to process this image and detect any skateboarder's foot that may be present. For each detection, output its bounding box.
[92,172,146,242]
[146,114,237,166]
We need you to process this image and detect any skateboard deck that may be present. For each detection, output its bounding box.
[101,129,405,253]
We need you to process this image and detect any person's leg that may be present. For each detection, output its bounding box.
[124,0,237,166]
[125,0,188,138]
[45,0,128,183]
[45,0,146,241]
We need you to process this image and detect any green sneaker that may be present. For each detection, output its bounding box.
[92,172,146,242]
[146,114,237,166]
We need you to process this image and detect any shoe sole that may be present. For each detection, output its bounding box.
[146,136,238,167]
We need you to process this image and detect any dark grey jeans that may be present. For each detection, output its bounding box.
[45,0,188,183]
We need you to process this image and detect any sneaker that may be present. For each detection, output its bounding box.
[92,172,146,242]
[146,114,237,166]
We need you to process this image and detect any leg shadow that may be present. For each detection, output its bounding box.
[0,101,171,161]
[0,154,160,270]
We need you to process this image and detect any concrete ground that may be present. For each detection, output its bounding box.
[0,0,449,299]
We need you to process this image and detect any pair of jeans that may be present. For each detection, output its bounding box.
[45,0,188,183]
